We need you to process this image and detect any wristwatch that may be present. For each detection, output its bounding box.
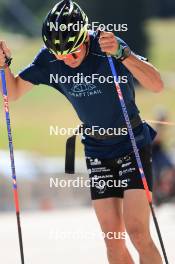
[114,44,131,62]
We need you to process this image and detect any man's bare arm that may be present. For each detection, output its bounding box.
[0,68,33,101]
[0,40,33,101]
[122,53,164,93]
[98,31,164,93]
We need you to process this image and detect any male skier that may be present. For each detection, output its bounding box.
[0,1,164,263]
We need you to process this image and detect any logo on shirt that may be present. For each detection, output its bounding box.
[69,83,102,98]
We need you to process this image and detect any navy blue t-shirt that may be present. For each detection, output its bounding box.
[19,31,157,159]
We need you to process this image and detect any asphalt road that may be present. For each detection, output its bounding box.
[0,205,174,264]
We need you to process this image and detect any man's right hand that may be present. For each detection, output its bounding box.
[0,40,33,101]
[0,41,12,68]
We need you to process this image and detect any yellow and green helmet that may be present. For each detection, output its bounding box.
[42,0,89,55]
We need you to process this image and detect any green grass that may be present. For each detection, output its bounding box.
[0,19,174,156]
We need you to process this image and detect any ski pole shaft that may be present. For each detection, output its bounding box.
[107,55,169,264]
[0,69,25,264]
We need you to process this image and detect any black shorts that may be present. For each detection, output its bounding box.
[86,145,153,200]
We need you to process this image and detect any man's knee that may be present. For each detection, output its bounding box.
[126,223,152,253]
[105,239,128,263]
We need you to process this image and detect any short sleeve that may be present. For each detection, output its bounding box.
[19,47,53,85]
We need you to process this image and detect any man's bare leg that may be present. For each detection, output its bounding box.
[123,189,163,264]
[93,197,134,264]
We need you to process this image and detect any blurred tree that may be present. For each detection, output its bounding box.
[155,0,175,17]
[0,0,174,53]
[0,0,40,36]
[76,0,150,55]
